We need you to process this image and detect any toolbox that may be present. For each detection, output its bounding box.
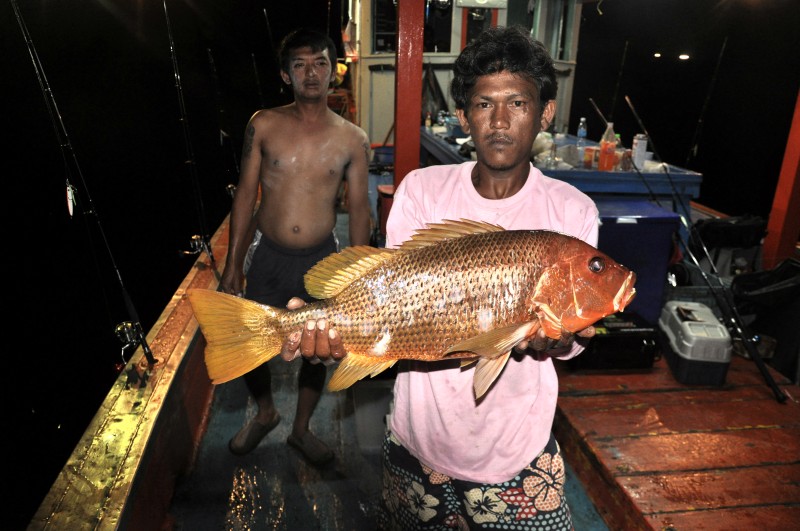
[568,312,658,371]
[658,300,731,385]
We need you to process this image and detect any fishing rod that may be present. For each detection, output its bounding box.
[588,97,608,128]
[252,52,266,109]
[624,95,787,403]
[11,0,157,367]
[259,5,280,101]
[262,7,275,51]
[207,48,240,183]
[162,0,217,268]
[685,37,728,168]
[590,100,658,204]
[624,95,692,223]
[607,40,629,122]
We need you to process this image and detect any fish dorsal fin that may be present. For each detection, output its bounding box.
[445,321,540,358]
[473,352,511,399]
[327,354,397,392]
[305,246,395,299]
[399,219,506,251]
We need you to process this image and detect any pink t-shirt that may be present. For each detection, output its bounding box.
[385,161,599,483]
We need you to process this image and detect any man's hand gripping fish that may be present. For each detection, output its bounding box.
[188,219,636,398]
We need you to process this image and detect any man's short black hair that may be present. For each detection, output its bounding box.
[278,28,337,73]
[451,26,557,113]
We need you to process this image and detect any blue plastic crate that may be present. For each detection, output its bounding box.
[596,199,680,325]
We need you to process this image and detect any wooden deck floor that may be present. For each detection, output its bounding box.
[553,354,800,530]
[165,346,609,530]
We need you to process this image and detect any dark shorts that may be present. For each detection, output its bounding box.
[378,432,573,530]
[244,232,338,307]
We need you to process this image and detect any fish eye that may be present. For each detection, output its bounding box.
[588,257,605,273]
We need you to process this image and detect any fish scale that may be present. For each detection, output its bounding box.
[303,231,542,359]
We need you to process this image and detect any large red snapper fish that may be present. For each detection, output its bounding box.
[188,219,636,399]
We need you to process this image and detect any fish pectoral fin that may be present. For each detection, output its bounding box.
[473,352,511,399]
[534,303,565,339]
[460,357,479,368]
[445,322,540,359]
[327,354,397,392]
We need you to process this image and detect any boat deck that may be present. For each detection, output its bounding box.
[165,358,609,530]
[30,212,799,530]
[165,213,609,530]
[553,355,800,529]
[167,362,385,529]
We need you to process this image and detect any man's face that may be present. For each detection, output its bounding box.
[281,46,335,100]
[456,71,555,172]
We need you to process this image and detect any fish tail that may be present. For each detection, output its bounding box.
[187,289,285,384]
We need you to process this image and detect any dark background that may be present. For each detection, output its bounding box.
[3,0,798,527]
[568,0,799,220]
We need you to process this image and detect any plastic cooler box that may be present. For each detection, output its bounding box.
[658,300,732,385]
[595,200,680,325]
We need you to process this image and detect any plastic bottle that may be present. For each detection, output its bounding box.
[632,133,648,169]
[598,121,617,171]
[576,117,587,166]
[546,133,559,169]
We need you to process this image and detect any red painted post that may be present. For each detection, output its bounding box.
[393,0,424,189]
[762,90,800,269]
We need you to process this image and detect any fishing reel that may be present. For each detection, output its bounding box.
[180,234,214,262]
[115,321,143,363]
[114,321,154,386]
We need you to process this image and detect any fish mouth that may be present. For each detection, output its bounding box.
[613,271,637,312]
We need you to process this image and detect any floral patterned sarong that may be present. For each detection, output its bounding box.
[378,432,573,530]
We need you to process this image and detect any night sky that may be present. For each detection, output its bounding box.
[569,0,799,219]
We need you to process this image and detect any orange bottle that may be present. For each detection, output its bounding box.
[598,121,617,171]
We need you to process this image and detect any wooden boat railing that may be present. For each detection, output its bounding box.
[29,216,231,530]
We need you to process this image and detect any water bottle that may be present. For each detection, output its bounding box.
[576,117,587,166]
[598,122,617,171]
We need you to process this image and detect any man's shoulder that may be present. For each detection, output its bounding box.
[326,111,368,141]
[409,162,469,180]
[397,163,469,195]
[536,169,594,203]
[339,117,369,143]
[251,105,294,127]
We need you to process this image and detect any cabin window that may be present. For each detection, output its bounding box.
[372,0,453,54]
[463,8,493,46]
[531,0,578,62]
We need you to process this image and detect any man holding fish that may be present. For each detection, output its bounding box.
[281,25,611,530]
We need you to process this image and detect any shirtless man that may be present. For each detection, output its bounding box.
[218,28,371,464]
